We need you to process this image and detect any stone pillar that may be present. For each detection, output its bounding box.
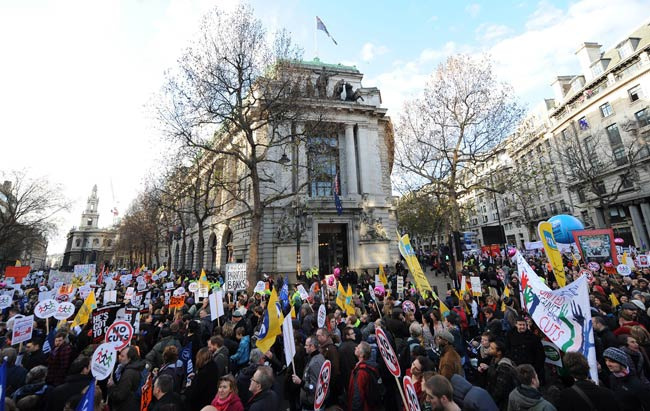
[345,124,358,195]
[629,205,649,249]
[639,203,650,248]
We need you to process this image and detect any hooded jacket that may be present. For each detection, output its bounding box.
[451,374,498,411]
[300,351,325,407]
[213,345,230,377]
[507,385,556,411]
[109,359,146,411]
[487,357,519,410]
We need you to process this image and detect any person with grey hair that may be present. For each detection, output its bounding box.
[235,347,283,405]
[347,341,380,411]
[150,374,183,411]
[2,347,27,396]
[246,365,279,411]
[292,335,325,410]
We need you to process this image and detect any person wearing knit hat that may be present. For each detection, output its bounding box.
[631,299,646,312]
[603,347,650,410]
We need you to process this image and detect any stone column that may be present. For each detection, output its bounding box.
[629,204,650,249]
[345,124,358,195]
[640,203,650,248]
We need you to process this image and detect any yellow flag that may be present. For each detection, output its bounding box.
[378,265,388,286]
[610,293,620,308]
[538,221,566,287]
[153,265,165,276]
[572,254,580,268]
[439,300,450,317]
[199,269,210,288]
[256,288,284,353]
[336,282,346,311]
[622,252,628,265]
[501,286,510,312]
[70,290,97,329]
[396,230,432,295]
[290,303,296,319]
[15,260,21,267]
[345,285,355,316]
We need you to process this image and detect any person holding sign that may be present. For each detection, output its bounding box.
[107,346,147,411]
[347,341,382,411]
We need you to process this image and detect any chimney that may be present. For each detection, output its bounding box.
[550,76,575,102]
[575,42,602,82]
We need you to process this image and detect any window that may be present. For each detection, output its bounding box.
[561,128,572,141]
[619,42,634,59]
[629,85,643,102]
[592,64,604,77]
[606,124,623,146]
[550,202,558,214]
[75,239,81,247]
[540,205,548,217]
[577,187,586,202]
[87,218,93,226]
[596,181,606,195]
[600,103,614,117]
[482,215,488,223]
[620,174,634,189]
[583,136,595,153]
[614,147,628,166]
[581,210,591,227]
[92,238,99,246]
[636,108,649,128]
[560,199,569,212]
[307,136,339,197]
[107,240,112,247]
[531,208,538,218]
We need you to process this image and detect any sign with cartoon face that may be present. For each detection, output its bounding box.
[54,302,75,320]
[91,343,117,380]
[34,299,58,319]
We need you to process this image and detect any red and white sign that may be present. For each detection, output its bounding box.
[376,327,401,377]
[34,299,58,319]
[314,360,331,411]
[617,264,632,276]
[402,300,416,313]
[579,269,594,284]
[638,255,649,268]
[0,295,12,309]
[588,262,600,272]
[12,315,34,345]
[317,305,327,328]
[403,376,421,411]
[105,320,134,350]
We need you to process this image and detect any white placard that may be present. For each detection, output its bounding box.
[12,315,34,345]
[91,343,117,380]
[173,287,185,296]
[216,290,224,317]
[317,304,327,328]
[188,282,199,293]
[470,277,482,295]
[253,281,265,293]
[225,263,247,292]
[282,313,296,367]
[54,302,76,320]
[124,287,134,300]
[34,299,58,319]
[103,290,117,305]
[0,295,12,309]
[297,285,309,300]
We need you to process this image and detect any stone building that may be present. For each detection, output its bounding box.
[168,58,398,277]
[62,185,118,269]
[462,21,650,250]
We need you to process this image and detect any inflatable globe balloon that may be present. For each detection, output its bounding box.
[374,285,385,298]
[604,262,614,268]
[508,248,517,257]
[548,214,585,244]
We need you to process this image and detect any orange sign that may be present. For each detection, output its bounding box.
[5,266,30,283]
[169,295,185,309]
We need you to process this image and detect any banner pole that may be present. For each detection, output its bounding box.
[395,375,408,410]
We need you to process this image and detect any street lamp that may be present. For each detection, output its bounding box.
[293,199,307,278]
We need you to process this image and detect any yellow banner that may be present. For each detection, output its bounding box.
[397,230,433,296]
[70,290,97,329]
[256,288,284,353]
[378,265,388,286]
[336,282,347,311]
[538,221,566,287]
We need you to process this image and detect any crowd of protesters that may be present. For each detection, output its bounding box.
[1,249,650,411]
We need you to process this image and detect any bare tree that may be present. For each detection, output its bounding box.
[156,4,326,281]
[555,119,646,227]
[0,170,70,269]
[394,55,524,232]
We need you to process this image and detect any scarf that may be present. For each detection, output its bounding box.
[612,366,630,378]
[213,392,236,411]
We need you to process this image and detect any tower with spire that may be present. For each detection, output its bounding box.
[80,184,100,229]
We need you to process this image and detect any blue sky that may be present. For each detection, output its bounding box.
[1,0,648,253]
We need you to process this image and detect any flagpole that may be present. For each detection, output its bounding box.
[314,17,318,58]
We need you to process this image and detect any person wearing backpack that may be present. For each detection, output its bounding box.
[486,340,519,411]
[348,341,385,411]
[108,346,147,411]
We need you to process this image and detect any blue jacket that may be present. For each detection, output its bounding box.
[230,335,250,365]
[451,374,498,411]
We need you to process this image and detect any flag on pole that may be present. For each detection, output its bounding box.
[256,288,284,353]
[280,275,290,311]
[439,300,450,317]
[345,284,355,316]
[334,172,343,215]
[42,327,57,354]
[76,378,95,411]
[0,359,6,410]
[199,269,209,289]
[501,286,510,312]
[316,16,337,45]
[378,265,388,286]
[180,342,193,375]
[70,290,97,329]
[282,313,296,367]
[336,282,347,311]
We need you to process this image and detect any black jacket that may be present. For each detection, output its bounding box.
[558,379,620,411]
[246,388,280,411]
[109,359,146,411]
[45,373,93,411]
[150,391,184,411]
[185,360,219,411]
[22,349,48,370]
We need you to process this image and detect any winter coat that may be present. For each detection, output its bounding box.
[230,335,250,366]
[213,345,230,377]
[451,374,498,411]
[439,344,463,380]
[507,330,545,372]
[45,373,93,411]
[300,351,325,407]
[320,341,341,395]
[347,360,379,411]
[237,363,260,405]
[109,359,146,411]
[46,342,72,386]
[145,335,182,368]
[339,340,358,388]
[6,364,28,396]
[150,391,184,411]
[487,357,519,411]
[507,385,556,411]
[246,388,280,411]
[557,379,620,411]
[607,372,650,411]
[158,359,185,393]
[185,360,219,411]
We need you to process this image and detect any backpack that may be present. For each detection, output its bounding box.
[356,362,385,406]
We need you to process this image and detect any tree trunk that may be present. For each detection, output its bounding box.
[247,166,262,285]
[197,223,204,270]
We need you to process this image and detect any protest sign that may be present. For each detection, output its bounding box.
[515,251,597,382]
[297,285,309,300]
[103,290,117,305]
[91,343,117,380]
[54,302,75,320]
[105,321,134,350]
[38,290,55,302]
[5,266,30,284]
[164,290,171,306]
[34,299,58,319]
[169,295,185,309]
[12,315,34,345]
[318,304,327,328]
[470,277,482,296]
[253,281,265,294]
[188,282,199,293]
[376,327,400,377]
[403,376,421,411]
[282,314,296,368]
[92,305,119,344]
[617,264,632,276]
[225,263,247,292]
[124,287,134,301]
[541,340,563,367]
[314,360,331,411]
[0,295,12,309]
[73,264,96,286]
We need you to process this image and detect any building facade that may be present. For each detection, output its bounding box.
[462,22,650,250]
[62,185,118,269]
[167,59,398,277]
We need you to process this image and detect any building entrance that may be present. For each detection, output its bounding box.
[318,223,348,275]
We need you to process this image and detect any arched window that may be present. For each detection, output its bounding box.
[75,239,81,247]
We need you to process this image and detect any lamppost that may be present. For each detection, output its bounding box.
[293,199,307,277]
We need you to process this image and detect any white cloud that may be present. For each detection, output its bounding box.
[465,3,481,18]
[429,15,439,23]
[475,23,513,42]
[361,42,389,62]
